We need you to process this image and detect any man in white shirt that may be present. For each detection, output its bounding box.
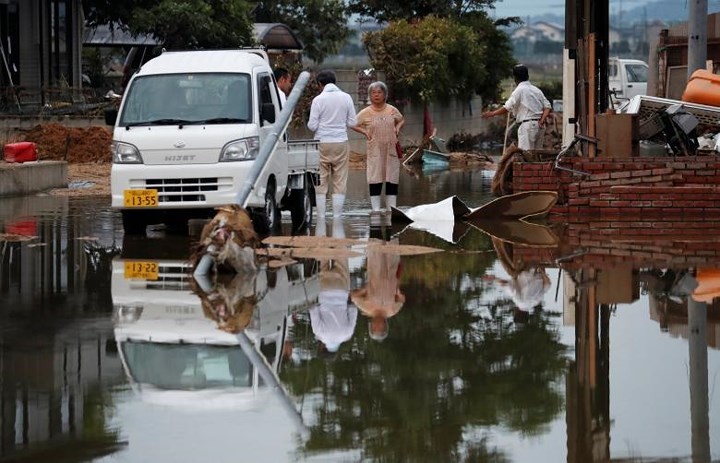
[307,69,357,219]
[482,65,551,150]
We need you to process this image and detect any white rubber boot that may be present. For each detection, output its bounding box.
[332,217,345,239]
[315,221,326,237]
[370,195,382,212]
[315,194,326,219]
[386,195,397,212]
[332,193,345,217]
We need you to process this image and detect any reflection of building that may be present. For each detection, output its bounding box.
[649,293,720,348]
[0,322,124,458]
[499,226,719,462]
[0,195,108,307]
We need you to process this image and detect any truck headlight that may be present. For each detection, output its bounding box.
[219,137,259,162]
[113,305,144,323]
[112,141,143,164]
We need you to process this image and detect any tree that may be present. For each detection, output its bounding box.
[348,0,498,23]
[363,16,485,104]
[84,0,255,49]
[253,1,350,63]
[351,0,518,105]
[84,0,349,63]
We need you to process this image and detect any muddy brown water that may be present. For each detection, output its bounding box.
[0,168,718,462]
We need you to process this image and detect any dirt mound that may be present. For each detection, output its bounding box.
[21,123,112,163]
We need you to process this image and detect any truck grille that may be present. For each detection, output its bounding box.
[140,177,233,203]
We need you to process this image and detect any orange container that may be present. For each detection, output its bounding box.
[682,69,720,107]
[4,142,38,163]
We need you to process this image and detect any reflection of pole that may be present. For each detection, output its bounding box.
[236,331,310,440]
[687,297,710,463]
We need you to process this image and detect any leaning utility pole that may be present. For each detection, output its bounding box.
[687,0,708,79]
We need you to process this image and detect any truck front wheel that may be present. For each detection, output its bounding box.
[254,185,280,234]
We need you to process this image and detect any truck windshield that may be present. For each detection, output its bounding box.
[119,73,252,126]
[121,341,253,390]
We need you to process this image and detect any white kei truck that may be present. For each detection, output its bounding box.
[105,49,319,234]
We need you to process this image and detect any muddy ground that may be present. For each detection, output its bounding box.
[3,123,504,197]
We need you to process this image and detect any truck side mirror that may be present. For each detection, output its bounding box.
[104,108,118,126]
[261,102,275,124]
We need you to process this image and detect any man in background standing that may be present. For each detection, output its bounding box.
[273,67,293,105]
[307,69,357,219]
[482,64,551,151]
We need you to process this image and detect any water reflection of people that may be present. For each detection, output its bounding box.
[351,242,405,341]
[309,217,357,353]
[493,268,551,322]
[489,237,551,322]
[191,273,257,334]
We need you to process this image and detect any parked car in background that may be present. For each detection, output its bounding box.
[609,57,649,105]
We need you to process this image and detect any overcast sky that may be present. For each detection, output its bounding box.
[489,0,720,22]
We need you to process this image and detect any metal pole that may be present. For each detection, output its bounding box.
[236,331,310,440]
[194,71,311,277]
[688,0,708,80]
[236,71,311,207]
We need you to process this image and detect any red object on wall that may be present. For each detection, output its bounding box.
[4,142,38,163]
[5,219,38,236]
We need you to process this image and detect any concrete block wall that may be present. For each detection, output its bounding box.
[0,161,68,197]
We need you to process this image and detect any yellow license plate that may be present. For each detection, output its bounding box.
[123,189,158,207]
[124,261,159,280]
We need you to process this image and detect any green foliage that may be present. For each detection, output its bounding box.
[348,0,498,22]
[85,0,349,63]
[254,0,350,63]
[461,11,518,102]
[363,16,486,104]
[280,243,570,460]
[535,80,563,101]
[130,0,254,49]
[85,0,255,49]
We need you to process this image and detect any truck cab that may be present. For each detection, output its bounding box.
[107,49,318,235]
[609,57,649,105]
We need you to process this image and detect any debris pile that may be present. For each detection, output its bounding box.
[20,123,112,163]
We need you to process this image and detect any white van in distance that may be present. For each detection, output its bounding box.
[608,57,649,105]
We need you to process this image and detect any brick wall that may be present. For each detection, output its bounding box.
[513,156,720,217]
[510,219,720,269]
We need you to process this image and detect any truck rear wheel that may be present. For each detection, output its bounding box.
[121,210,149,235]
[289,179,313,231]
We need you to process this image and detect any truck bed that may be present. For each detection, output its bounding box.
[287,139,320,175]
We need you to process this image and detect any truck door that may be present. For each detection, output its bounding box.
[256,72,289,194]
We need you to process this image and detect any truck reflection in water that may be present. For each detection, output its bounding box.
[111,244,318,424]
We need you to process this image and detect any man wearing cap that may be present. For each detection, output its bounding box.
[482,65,552,151]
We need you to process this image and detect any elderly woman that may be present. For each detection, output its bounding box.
[352,81,405,212]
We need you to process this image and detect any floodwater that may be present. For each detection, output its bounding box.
[1,168,719,463]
